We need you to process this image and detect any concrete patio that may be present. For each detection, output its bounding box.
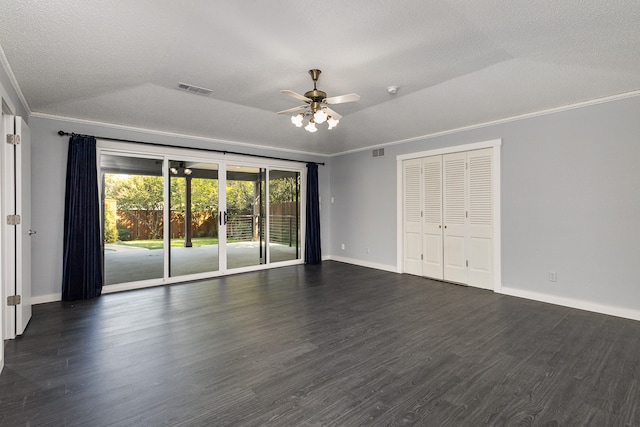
[104,242,300,285]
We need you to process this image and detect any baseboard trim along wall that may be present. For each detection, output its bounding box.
[329,257,640,322]
[31,293,62,305]
[500,286,640,322]
[31,266,640,323]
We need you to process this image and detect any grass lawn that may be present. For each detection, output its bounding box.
[119,237,219,250]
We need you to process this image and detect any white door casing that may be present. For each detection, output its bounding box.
[2,114,16,340]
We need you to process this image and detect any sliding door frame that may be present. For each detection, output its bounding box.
[396,139,502,292]
[97,140,307,293]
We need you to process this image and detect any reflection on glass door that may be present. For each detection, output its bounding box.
[226,165,266,269]
[102,154,164,285]
[169,160,219,277]
[269,170,301,263]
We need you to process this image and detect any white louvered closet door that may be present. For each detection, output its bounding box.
[403,159,423,275]
[443,152,468,284]
[422,156,443,279]
[467,148,493,289]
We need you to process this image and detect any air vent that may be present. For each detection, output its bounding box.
[177,82,213,96]
[372,148,385,157]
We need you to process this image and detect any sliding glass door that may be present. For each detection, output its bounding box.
[169,160,220,277]
[100,147,305,289]
[269,170,301,263]
[102,154,164,285]
[226,165,266,269]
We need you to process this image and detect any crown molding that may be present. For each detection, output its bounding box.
[330,89,640,157]
[0,45,31,115]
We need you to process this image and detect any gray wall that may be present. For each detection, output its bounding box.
[29,116,331,299]
[329,95,640,314]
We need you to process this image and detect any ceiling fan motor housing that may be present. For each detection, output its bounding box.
[305,69,327,111]
[304,89,327,100]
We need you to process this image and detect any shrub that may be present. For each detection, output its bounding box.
[104,209,118,243]
[117,227,131,241]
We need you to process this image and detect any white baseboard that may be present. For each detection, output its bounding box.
[31,293,61,305]
[500,286,640,322]
[33,270,638,323]
[326,255,400,273]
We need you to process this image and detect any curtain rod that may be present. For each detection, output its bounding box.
[57,131,325,166]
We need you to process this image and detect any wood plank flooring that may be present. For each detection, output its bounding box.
[1,261,639,426]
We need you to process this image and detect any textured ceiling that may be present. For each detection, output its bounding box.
[1,0,639,155]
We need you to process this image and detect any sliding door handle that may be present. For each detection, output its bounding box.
[224,211,228,225]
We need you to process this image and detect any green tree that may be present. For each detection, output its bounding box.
[269,175,299,203]
[191,178,219,229]
[172,177,220,230]
[105,174,164,239]
[226,180,255,215]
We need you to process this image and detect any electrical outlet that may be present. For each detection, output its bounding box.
[341,243,345,250]
[549,271,557,282]
[366,247,370,254]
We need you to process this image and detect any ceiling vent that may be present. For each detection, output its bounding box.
[372,148,385,158]
[177,82,213,96]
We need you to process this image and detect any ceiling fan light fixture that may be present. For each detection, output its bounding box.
[314,108,328,124]
[305,120,318,133]
[327,116,339,129]
[279,69,359,132]
[291,113,304,127]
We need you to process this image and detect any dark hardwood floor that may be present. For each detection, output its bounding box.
[1,261,639,426]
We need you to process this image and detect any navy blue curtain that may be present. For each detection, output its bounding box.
[61,135,103,301]
[305,163,321,264]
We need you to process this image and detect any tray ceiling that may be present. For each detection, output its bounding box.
[1,1,639,155]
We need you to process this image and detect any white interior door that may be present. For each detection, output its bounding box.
[422,156,443,279]
[0,112,5,370]
[2,115,32,339]
[443,152,467,284]
[15,117,32,334]
[403,159,423,275]
[467,148,493,289]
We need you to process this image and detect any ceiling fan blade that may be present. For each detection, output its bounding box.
[277,105,309,115]
[324,93,360,104]
[281,90,311,102]
[324,107,342,121]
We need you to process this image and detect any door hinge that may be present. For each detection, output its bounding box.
[421,254,424,260]
[466,260,469,267]
[6,134,20,145]
[7,214,21,225]
[7,295,21,306]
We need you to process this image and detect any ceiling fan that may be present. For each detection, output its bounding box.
[278,69,360,132]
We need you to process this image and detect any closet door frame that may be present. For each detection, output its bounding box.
[396,139,502,292]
